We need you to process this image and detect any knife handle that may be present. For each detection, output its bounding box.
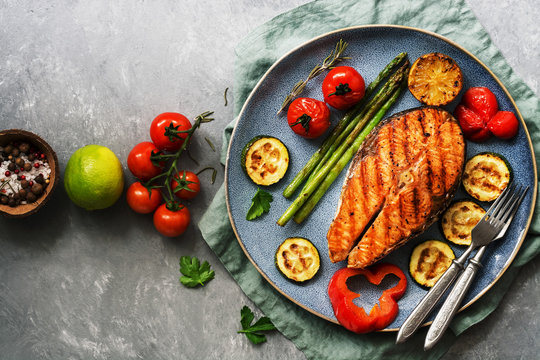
[396,258,465,344]
[424,247,485,350]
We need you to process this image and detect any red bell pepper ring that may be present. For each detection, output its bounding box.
[328,263,407,333]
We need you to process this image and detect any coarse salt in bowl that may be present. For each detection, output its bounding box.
[0,129,59,218]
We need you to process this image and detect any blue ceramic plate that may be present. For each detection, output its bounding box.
[225,25,537,330]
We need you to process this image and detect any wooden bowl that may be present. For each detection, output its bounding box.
[0,129,59,218]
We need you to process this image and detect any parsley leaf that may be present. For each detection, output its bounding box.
[246,188,273,221]
[179,256,215,288]
[237,305,276,344]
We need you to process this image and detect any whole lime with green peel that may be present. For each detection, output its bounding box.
[64,145,124,210]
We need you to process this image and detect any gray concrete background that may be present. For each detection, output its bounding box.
[0,0,538,359]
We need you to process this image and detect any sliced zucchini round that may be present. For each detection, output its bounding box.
[409,240,455,288]
[275,237,320,283]
[462,152,511,202]
[408,52,463,106]
[241,136,289,186]
[441,200,486,246]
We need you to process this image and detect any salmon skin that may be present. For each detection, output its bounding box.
[326,107,465,268]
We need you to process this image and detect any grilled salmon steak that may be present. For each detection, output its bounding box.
[326,107,465,268]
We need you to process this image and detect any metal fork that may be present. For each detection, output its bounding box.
[424,184,529,350]
[396,184,527,344]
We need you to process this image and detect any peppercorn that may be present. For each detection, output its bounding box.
[34,163,40,169]
[11,148,20,157]
[26,192,36,203]
[18,142,30,153]
[4,145,13,155]
[19,189,27,198]
[20,179,29,188]
[15,157,24,167]
[7,163,16,171]
[35,174,45,184]
[31,183,43,195]
[28,153,35,161]
[0,195,8,205]
[23,163,32,172]
[8,197,16,207]
[13,192,20,200]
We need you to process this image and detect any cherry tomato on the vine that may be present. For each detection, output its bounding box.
[153,203,191,237]
[127,141,163,181]
[170,170,201,200]
[322,66,365,110]
[150,112,192,152]
[287,97,331,139]
[488,111,519,139]
[126,182,162,214]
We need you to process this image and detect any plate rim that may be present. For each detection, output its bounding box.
[224,24,538,330]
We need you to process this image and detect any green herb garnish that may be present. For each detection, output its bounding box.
[179,256,215,288]
[246,188,273,220]
[237,306,276,344]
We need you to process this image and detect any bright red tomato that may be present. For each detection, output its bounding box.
[153,203,191,237]
[170,170,201,200]
[126,182,162,214]
[322,66,365,110]
[150,112,192,152]
[127,141,163,180]
[488,111,519,139]
[461,87,498,122]
[287,97,331,138]
[454,105,491,142]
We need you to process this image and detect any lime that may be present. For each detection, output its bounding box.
[64,145,124,210]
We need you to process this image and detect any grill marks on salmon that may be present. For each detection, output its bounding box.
[326,107,465,267]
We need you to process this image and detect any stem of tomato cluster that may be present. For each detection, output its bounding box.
[158,111,214,208]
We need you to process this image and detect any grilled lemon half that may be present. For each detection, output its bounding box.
[408,52,463,106]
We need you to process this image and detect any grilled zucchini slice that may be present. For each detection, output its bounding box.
[441,200,486,246]
[409,240,455,288]
[275,237,320,283]
[462,152,511,201]
[241,136,289,186]
[408,52,463,106]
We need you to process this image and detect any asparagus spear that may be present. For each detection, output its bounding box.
[293,80,407,223]
[277,63,408,226]
[282,53,407,199]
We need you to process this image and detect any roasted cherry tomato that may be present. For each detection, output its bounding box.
[150,112,192,152]
[170,170,201,200]
[153,203,191,237]
[454,105,491,142]
[127,141,163,180]
[287,97,331,139]
[461,87,498,122]
[488,111,519,139]
[126,182,162,214]
[322,66,365,110]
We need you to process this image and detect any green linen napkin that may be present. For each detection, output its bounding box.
[199,0,540,358]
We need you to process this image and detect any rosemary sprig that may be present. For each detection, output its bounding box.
[277,39,350,114]
[145,111,214,210]
[204,137,216,152]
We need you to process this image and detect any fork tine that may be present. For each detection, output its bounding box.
[494,186,528,238]
[487,183,514,219]
[499,186,528,225]
[492,185,520,222]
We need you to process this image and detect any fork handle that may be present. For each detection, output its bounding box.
[424,247,486,350]
[396,258,465,344]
